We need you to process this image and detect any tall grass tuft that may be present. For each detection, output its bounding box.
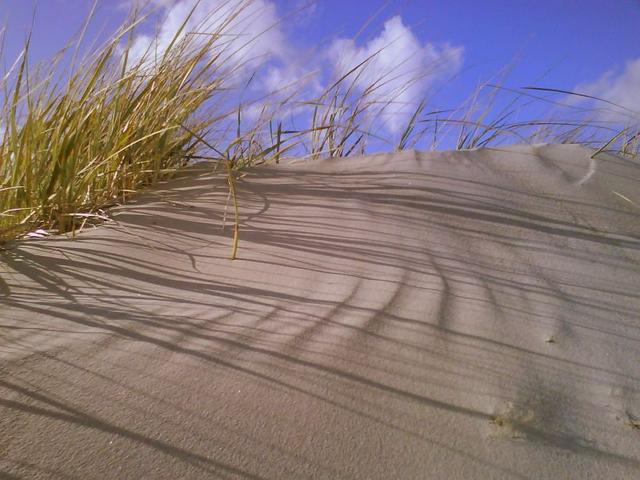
[0,3,245,243]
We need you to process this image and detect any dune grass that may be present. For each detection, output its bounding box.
[0,2,637,254]
[0,3,239,243]
[441,82,639,157]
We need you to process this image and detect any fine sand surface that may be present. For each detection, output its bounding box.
[1,145,640,479]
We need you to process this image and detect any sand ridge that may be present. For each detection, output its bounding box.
[1,145,639,479]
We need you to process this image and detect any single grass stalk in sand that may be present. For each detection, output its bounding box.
[396,98,426,151]
[227,157,240,260]
[180,123,243,260]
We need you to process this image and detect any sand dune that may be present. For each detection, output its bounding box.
[1,144,639,479]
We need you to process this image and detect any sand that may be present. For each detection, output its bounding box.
[1,144,639,479]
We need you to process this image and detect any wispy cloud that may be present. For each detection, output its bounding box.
[570,58,640,125]
[327,16,464,133]
[121,2,465,136]
[126,0,290,80]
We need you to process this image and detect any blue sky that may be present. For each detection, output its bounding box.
[1,0,639,146]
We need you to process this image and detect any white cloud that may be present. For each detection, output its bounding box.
[126,0,290,80]
[571,58,640,125]
[261,62,322,97]
[119,3,465,137]
[327,16,463,133]
[241,62,322,124]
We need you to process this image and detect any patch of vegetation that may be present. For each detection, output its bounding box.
[0,1,637,257]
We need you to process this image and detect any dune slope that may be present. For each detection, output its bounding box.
[1,145,640,479]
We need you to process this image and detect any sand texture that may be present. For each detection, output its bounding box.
[1,144,640,479]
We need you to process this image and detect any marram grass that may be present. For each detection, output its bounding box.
[0,4,236,243]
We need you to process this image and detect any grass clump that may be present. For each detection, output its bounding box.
[0,3,240,243]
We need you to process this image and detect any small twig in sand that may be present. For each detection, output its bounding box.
[626,411,640,430]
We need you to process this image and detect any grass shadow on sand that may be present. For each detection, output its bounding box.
[2,149,640,477]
